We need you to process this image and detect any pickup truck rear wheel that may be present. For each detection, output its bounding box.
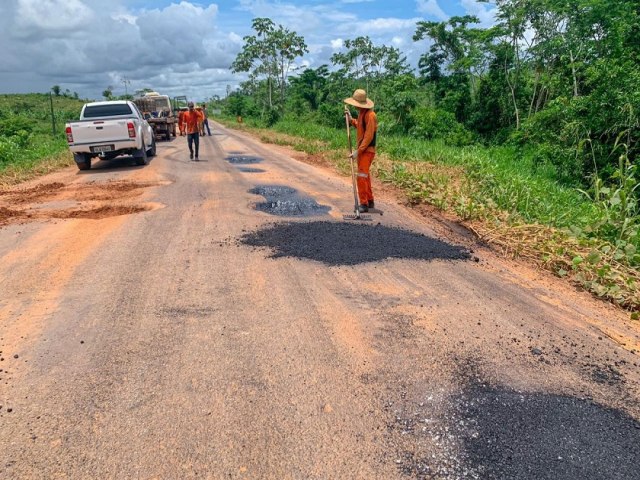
[135,137,149,166]
[76,153,91,170]
[148,136,156,157]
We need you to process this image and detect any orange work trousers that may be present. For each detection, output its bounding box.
[357,150,375,205]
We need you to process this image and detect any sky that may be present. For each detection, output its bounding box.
[0,0,497,102]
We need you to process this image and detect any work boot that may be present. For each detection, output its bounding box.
[368,200,375,208]
[358,204,369,213]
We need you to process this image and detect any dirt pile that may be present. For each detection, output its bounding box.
[0,180,160,227]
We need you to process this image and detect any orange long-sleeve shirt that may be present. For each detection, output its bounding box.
[350,108,377,156]
[183,110,204,134]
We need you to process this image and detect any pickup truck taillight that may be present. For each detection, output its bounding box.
[127,122,136,138]
[65,126,73,143]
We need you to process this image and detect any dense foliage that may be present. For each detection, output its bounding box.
[0,94,84,173]
[226,2,639,246]
[225,3,639,308]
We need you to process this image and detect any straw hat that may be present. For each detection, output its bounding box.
[344,89,374,109]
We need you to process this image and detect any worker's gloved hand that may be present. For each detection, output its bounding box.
[349,151,358,161]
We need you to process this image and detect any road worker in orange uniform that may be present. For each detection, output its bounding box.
[344,89,378,213]
[183,102,204,160]
[177,107,187,136]
[195,106,205,136]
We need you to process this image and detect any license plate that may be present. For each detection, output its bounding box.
[91,144,114,153]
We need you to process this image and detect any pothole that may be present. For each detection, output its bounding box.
[0,182,65,204]
[240,220,470,265]
[49,205,151,219]
[238,167,266,173]
[226,155,263,164]
[249,185,330,217]
[0,207,24,225]
[0,180,166,227]
[250,186,296,197]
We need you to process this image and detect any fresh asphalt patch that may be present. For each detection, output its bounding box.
[452,384,640,480]
[237,167,265,173]
[225,155,263,164]
[249,185,331,218]
[239,220,470,265]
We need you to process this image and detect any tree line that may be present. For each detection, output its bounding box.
[226,0,639,188]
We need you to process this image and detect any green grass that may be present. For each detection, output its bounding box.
[0,93,85,180]
[269,117,599,229]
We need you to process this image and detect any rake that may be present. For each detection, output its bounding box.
[343,108,370,221]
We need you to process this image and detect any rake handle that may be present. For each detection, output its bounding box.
[345,111,360,216]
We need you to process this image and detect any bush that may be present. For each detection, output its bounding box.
[409,106,474,146]
[375,110,405,136]
[0,137,21,165]
[263,107,281,127]
[0,115,34,136]
[317,103,347,129]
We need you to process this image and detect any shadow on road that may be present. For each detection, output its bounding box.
[76,155,154,174]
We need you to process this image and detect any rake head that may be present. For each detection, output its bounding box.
[342,213,373,221]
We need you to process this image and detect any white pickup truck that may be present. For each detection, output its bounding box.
[65,100,156,170]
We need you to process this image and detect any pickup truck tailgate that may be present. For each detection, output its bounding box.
[68,120,132,147]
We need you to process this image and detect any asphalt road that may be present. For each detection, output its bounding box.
[0,123,639,479]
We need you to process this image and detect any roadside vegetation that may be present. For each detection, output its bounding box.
[0,93,85,185]
[220,2,639,313]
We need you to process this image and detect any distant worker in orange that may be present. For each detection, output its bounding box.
[201,104,211,136]
[344,89,378,213]
[183,102,204,160]
[195,106,205,136]
[177,107,187,136]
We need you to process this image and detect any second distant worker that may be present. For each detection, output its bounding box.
[183,101,204,160]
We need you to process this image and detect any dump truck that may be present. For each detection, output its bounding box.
[133,91,177,141]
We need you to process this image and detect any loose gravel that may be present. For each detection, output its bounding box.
[240,220,470,265]
[226,155,263,164]
[452,384,640,479]
[249,186,331,218]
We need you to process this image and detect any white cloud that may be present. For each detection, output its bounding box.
[415,0,448,21]
[16,0,95,36]
[357,17,422,33]
[461,0,497,27]
[0,0,443,100]
[0,1,237,100]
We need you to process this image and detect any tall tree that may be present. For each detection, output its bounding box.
[288,66,330,110]
[231,17,307,111]
[413,15,492,123]
[102,86,113,100]
[331,36,410,98]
